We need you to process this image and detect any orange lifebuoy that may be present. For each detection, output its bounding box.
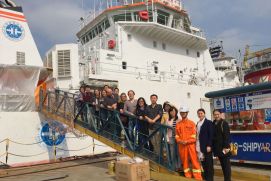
[139,11,149,21]
[108,40,116,49]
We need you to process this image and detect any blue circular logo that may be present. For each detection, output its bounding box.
[3,21,25,41]
[40,121,66,146]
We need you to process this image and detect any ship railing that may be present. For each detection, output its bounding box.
[244,59,271,74]
[39,89,180,171]
[92,61,236,88]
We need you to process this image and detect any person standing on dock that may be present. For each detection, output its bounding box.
[213,109,231,181]
[196,108,214,181]
[175,106,203,180]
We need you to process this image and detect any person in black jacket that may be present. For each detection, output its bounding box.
[135,97,149,149]
[213,109,231,181]
[196,108,214,181]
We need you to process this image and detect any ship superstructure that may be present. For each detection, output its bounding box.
[209,42,240,85]
[75,0,239,119]
[243,46,271,84]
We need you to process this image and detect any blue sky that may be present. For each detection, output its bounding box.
[12,0,271,59]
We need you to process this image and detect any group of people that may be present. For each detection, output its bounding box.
[75,85,231,181]
[176,107,231,181]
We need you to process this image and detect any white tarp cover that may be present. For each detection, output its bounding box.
[0,65,40,112]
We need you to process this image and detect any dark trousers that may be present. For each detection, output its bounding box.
[219,156,231,181]
[201,152,214,181]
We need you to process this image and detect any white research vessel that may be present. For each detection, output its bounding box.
[75,0,240,120]
[0,0,113,167]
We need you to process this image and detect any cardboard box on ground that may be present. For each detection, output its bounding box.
[115,157,150,181]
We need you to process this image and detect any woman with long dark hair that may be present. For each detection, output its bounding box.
[135,97,149,149]
[166,105,181,170]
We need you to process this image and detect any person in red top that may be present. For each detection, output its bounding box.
[175,106,202,180]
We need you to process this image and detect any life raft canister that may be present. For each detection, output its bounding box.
[138,11,149,21]
[108,39,116,49]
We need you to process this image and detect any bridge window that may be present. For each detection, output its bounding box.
[81,18,110,45]
[157,10,169,26]
[16,51,25,65]
[114,13,132,22]
[57,50,71,77]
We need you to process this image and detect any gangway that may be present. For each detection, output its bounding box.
[38,89,190,181]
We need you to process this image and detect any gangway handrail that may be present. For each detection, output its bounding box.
[38,89,181,175]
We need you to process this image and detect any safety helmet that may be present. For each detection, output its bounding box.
[179,106,189,113]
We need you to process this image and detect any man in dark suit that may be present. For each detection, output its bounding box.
[196,108,214,181]
[213,109,231,181]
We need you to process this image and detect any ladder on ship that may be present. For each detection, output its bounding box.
[38,89,191,181]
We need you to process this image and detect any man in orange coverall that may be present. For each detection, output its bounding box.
[175,106,202,180]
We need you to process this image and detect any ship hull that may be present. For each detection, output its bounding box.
[244,68,271,84]
[0,112,113,167]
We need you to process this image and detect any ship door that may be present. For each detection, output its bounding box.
[200,98,213,120]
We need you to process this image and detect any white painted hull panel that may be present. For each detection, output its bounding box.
[0,112,113,166]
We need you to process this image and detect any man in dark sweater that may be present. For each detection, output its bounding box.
[145,94,163,154]
[213,109,231,181]
[103,88,117,110]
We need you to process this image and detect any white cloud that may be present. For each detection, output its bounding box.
[26,1,83,42]
[230,0,271,18]
[12,0,87,54]
[214,28,259,60]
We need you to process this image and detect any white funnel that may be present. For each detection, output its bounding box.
[0,6,43,66]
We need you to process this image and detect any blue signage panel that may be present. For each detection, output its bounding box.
[230,133,271,162]
[214,89,271,113]
[265,109,271,122]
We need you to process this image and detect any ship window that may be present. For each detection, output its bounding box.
[88,32,93,40]
[92,29,97,39]
[154,66,158,74]
[57,50,71,77]
[153,41,157,48]
[197,51,200,57]
[186,49,189,55]
[157,10,169,26]
[114,13,132,22]
[127,34,132,41]
[122,61,127,70]
[162,43,166,50]
[85,35,89,43]
[104,19,110,29]
[16,51,25,65]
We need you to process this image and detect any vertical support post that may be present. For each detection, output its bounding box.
[92,138,95,155]
[55,89,60,113]
[53,135,57,162]
[47,92,51,112]
[63,92,67,118]
[39,88,44,111]
[5,139,9,164]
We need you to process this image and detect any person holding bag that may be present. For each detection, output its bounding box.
[213,109,231,181]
